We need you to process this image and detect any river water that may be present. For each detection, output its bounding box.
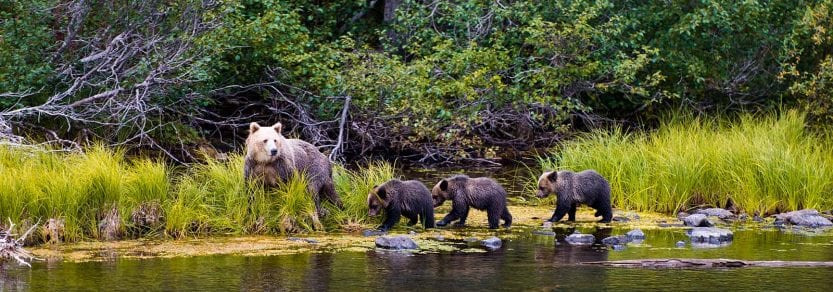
[4,167,833,291]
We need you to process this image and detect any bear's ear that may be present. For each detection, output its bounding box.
[546,171,558,182]
[376,187,387,200]
[439,180,449,191]
[249,122,261,133]
[272,122,283,134]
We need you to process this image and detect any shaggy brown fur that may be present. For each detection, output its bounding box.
[536,170,612,223]
[244,122,342,215]
[432,175,512,229]
[368,179,435,231]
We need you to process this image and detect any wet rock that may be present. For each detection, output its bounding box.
[565,231,595,245]
[481,237,502,250]
[675,241,686,248]
[626,229,646,241]
[682,214,713,227]
[695,208,735,220]
[532,230,556,236]
[612,216,630,223]
[375,236,418,250]
[773,209,833,228]
[612,244,626,251]
[687,227,733,244]
[601,235,631,246]
[753,215,764,222]
[362,229,386,237]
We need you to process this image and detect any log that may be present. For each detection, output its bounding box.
[581,258,833,268]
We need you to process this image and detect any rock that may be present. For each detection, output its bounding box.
[434,235,445,241]
[695,208,735,220]
[541,221,553,228]
[675,241,686,248]
[532,230,557,236]
[625,229,646,241]
[303,238,319,244]
[409,231,416,235]
[612,244,626,251]
[612,216,630,222]
[565,231,595,245]
[682,214,713,227]
[687,227,733,244]
[481,237,502,250]
[362,229,386,237]
[774,209,833,228]
[601,235,631,246]
[677,212,689,218]
[375,236,419,250]
[753,215,764,222]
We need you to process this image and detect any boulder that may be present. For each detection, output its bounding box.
[774,209,833,228]
[625,229,646,241]
[682,214,713,227]
[565,231,596,245]
[601,235,631,246]
[695,208,735,220]
[375,236,418,250]
[481,237,503,250]
[687,227,733,244]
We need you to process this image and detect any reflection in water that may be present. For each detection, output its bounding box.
[8,227,833,291]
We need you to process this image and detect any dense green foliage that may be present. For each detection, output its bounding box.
[0,145,393,242]
[2,0,832,161]
[540,111,833,215]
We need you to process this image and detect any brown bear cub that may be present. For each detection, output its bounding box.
[536,170,612,223]
[367,179,435,231]
[244,122,343,216]
[432,175,512,229]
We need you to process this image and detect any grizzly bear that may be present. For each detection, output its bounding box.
[367,179,435,231]
[432,175,512,229]
[244,122,342,215]
[536,170,612,223]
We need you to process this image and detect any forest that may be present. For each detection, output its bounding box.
[2,0,832,164]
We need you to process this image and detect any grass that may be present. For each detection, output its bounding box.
[0,145,394,243]
[539,110,833,215]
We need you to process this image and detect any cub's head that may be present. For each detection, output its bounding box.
[431,179,452,207]
[245,122,284,162]
[367,184,390,216]
[536,171,558,198]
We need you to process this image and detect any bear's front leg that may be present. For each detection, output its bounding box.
[548,200,571,222]
[378,208,401,231]
[567,203,577,222]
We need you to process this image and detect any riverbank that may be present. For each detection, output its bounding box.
[29,206,680,263]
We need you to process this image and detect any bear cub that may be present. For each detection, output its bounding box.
[432,175,512,229]
[368,179,435,231]
[536,170,612,223]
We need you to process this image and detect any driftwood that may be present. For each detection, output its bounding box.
[1,219,38,268]
[582,258,833,269]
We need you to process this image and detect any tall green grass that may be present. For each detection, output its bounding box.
[0,145,394,242]
[540,111,833,215]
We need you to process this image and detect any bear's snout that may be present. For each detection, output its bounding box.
[535,190,547,198]
[270,149,278,156]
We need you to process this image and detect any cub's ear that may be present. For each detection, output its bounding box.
[272,122,283,134]
[439,180,449,191]
[249,122,261,133]
[546,171,558,182]
[376,187,387,200]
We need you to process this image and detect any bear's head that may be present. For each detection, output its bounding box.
[536,171,558,198]
[432,176,468,207]
[246,122,286,163]
[367,184,389,216]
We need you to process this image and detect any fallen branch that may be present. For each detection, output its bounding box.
[1,219,39,268]
[581,258,833,269]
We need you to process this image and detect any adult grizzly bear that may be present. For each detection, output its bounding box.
[536,170,612,223]
[244,122,342,216]
[431,175,512,229]
[367,179,435,231]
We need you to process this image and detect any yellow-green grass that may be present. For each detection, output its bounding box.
[0,145,393,242]
[540,110,833,215]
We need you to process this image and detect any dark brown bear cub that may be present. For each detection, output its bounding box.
[536,170,613,223]
[432,175,512,229]
[368,179,435,231]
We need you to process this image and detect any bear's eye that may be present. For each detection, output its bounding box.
[274,139,277,143]
[262,139,268,143]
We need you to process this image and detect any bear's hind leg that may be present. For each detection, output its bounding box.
[501,206,512,228]
[406,214,418,226]
[592,202,613,223]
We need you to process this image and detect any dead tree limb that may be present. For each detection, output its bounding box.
[329,96,351,162]
[582,258,833,269]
